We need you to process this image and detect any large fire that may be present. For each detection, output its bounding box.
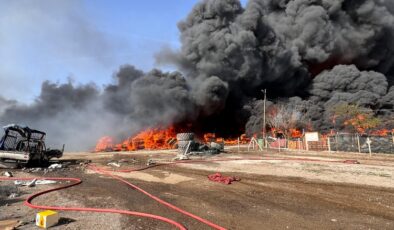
[268,128,303,138]
[95,126,177,152]
[95,127,251,152]
[203,133,249,145]
[95,125,393,152]
[343,114,393,136]
[289,129,303,138]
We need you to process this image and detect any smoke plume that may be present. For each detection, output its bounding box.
[158,0,394,134]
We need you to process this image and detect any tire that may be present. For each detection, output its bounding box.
[176,133,194,141]
[178,148,190,154]
[178,140,192,149]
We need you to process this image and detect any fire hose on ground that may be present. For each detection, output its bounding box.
[0,156,361,229]
[0,176,188,230]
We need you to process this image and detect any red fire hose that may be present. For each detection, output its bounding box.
[89,165,227,230]
[0,176,187,230]
[0,156,360,229]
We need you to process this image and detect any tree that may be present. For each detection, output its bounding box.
[266,102,306,138]
[331,103,380,133]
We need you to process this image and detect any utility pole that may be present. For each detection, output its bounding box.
[262,89,267,148]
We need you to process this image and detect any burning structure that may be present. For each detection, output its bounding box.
[0,0,393,150]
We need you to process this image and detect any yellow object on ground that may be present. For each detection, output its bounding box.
[36,210,59,228]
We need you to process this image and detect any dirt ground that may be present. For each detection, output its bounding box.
[1,147,394,229]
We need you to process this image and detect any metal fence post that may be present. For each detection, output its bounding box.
[366,137,372,157]
[327,137,331,153]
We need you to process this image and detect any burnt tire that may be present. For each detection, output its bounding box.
[176,133,194,141]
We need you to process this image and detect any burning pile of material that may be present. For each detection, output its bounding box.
[95,127,177,152]
[0,0,393,150]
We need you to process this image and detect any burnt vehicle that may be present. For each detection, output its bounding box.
[0,124,64,168]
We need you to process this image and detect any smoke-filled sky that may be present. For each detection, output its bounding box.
[1,0,250,102]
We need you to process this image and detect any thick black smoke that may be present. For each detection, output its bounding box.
[104,66,197,132]
[1,0,394,150]
[307,65,391,130]
[0,67,197,150]
[157,0,394,135]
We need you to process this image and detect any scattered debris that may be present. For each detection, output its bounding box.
[8,192,19,198]
[118,159,129,163]
[27,178,37,187]
[176,132,223,160]
[36,180,57,185]
[0,185,19,198]
[130,158,139,164]
[48,163,63,169]
[146,159,156,166]
[3,171,13,177]
[107,162,121,168]
[78,160,91,168]
[26,168,43,173]
[207,173,240,185]
[14,179,57,187]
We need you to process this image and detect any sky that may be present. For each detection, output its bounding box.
[0,0,246,103]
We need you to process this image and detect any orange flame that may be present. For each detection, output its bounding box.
[95,128,257,152]
[290,129,303,138]
[95,126,177,152]
[95,136,115,152]
[268,128,303,138]
[203,133,216,143]
[202,133,249,146]
[370,129,393,136]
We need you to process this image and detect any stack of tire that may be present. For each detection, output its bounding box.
[177,133,194,155]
